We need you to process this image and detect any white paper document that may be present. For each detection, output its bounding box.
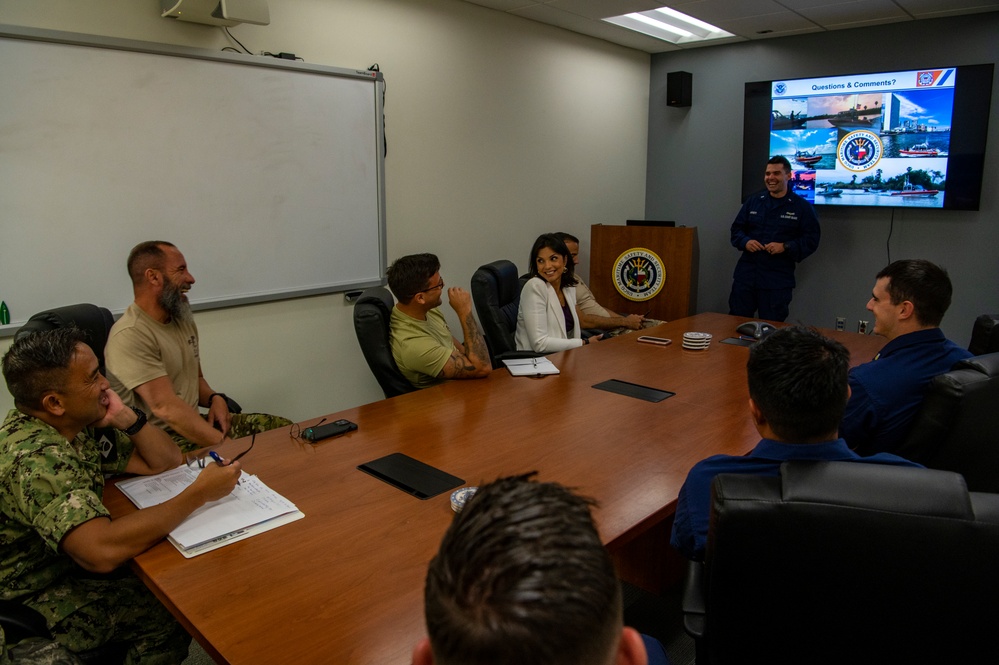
[117,465,303,558]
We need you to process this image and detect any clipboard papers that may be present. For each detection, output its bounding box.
[117,465,304,558]
[503,357,559,377]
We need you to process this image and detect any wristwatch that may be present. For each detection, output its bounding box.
[121,406,147,436]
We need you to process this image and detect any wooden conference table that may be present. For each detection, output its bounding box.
[104,313,885,664]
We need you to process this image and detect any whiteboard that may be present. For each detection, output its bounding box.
[0,25,386,334]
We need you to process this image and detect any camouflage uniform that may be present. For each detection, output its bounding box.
[0,410,189,664]
[172,413,293,453]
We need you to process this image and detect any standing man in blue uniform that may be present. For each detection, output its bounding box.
[728,156,820,322]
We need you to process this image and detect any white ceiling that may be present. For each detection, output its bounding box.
[461,0,999,52]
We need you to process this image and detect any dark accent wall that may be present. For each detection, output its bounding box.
[647,13,998,345]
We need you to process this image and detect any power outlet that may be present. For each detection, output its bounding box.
[835,317,845,331]
[858,320,869,334]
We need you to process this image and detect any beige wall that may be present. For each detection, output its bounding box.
[0,0,649,419]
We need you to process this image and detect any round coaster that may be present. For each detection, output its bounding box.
[683,331,713,341]
[450,487,477,513]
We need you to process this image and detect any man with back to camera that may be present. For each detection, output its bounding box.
[413,473,670,665]
[105,241,292,453]
[840,259,972,456]
[728,156,820,322]
[386,253,491,389]
[554,232,664,336]
[0,328,241,661]
[670,326,922,562]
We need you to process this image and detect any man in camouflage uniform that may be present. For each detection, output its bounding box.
[1,328,242,662]
[105,241,292,452]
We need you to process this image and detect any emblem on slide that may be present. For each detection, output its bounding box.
[837,130,883,172]
[612,248,666,302]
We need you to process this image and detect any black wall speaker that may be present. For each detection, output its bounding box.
[667,71,692,107]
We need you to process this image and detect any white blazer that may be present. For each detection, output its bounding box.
[515,277,584,353]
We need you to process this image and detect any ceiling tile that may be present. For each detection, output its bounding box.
[797,0,910,26]
[894,0,999,15]
[462,0,541,10]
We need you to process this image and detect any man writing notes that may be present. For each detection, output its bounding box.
[387,253,491,389]
[106,241,291,452]
[1,328,241,661]
[728,156,820,322]
[670,326,921,562]
[841,259,972,456]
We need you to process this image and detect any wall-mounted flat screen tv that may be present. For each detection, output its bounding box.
[742,64,993,210]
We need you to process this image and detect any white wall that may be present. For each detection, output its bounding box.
[0,0,650,418]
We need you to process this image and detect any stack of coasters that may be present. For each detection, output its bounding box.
[682,331,713,350]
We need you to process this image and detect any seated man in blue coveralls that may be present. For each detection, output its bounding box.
[728,156,820,322]
[671,326,921,562]
[841,259,972,456]
[414,473,670,665]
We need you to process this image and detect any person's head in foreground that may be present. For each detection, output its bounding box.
[413,473,648,665]
[747,325,850,443]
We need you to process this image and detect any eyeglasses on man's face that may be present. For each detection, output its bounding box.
[416,277,444,294]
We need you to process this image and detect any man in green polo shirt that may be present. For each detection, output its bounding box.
[386,253,491,389]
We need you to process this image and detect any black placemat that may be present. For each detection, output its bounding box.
[358,453,463,500]
[592,379,675,403]
[720,337,757,347]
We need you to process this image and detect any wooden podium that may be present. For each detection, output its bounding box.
[588,225,698,322]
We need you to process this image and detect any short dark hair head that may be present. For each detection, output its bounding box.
[127,240,176,286]
[3,328,88,411]
[767,155,792,173]
[554,232,579,245]
[386,253,441,305]
[876,259,953,327]
[747,326,850,442]
[527,234,578,287]
[424,473,622,665]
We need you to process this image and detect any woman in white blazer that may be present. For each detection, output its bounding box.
[515,233,602,353]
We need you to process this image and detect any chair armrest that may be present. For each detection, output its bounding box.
[0,599,52,643]
[681,559,706,639]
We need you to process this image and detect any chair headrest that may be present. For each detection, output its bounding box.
[779,460,973,519]
[479,260,520,305]
[956,351,999,376]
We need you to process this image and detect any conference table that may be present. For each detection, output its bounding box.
[104,313,886,664]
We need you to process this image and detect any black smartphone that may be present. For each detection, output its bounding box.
[303,419,358,441]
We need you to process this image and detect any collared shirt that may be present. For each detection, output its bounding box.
[669,438,921,561]
[841,328,972,456]
[730,189,820,289]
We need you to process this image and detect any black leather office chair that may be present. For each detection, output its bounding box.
[15,303,115,375]
[470,260,541,368]
[896,352,999,491]
[969,313,999,355]
[352,287,416,398]
[682,461,999,665]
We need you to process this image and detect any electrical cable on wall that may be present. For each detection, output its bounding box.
[369,63,388,157]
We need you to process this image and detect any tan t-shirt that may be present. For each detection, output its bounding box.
[106,303,200,433]
[574,279,613,318]
[389,307,454,389]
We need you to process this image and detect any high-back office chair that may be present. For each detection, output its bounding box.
[896,352,999,492]
[14,303,115,375]
[352,287,416,399]
[969,313,999,355]
[681,461,999,665]
[470,260,540,369]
